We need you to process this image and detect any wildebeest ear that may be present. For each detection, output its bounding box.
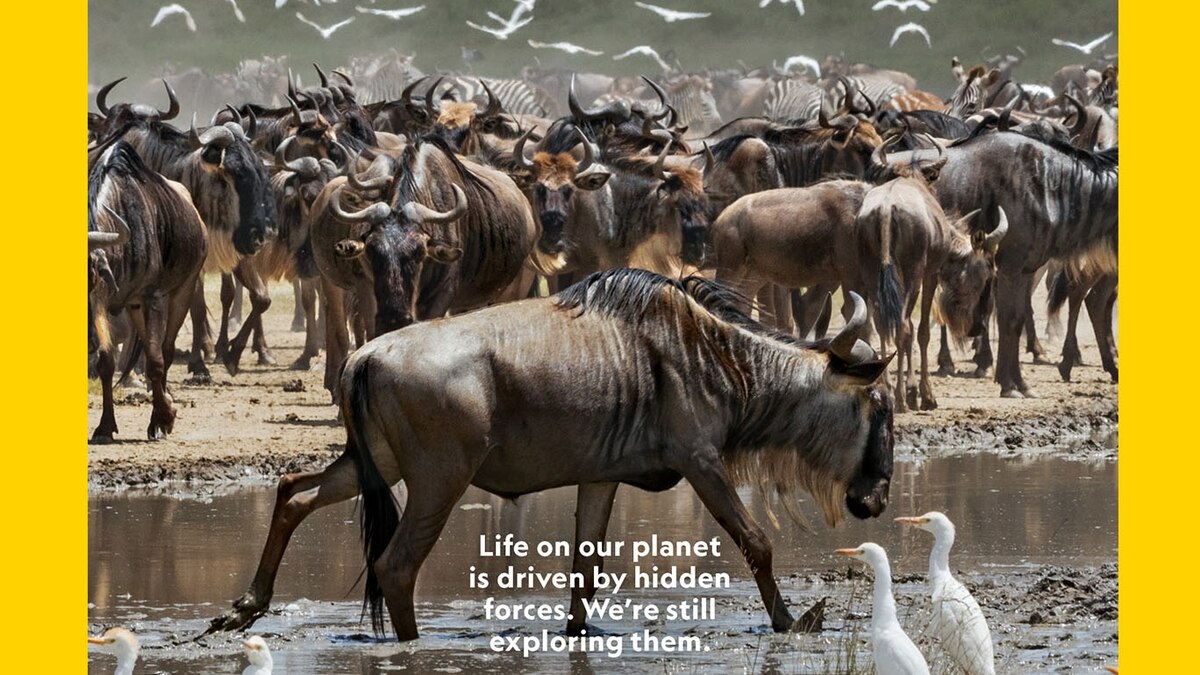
[829,353,895,386]
[573,170,611,191]
[426,241,463,264]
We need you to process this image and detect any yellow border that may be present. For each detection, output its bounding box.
[0,1,1179,670]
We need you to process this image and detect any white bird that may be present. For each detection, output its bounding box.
[151,4,196,32]
[890,22,932,48]
[896,512,996,675]
[275,0,287,8]
[836,543,931,675]
[872,0,932,11]
[466,16,531,40]
[356,5,424,20]
[1051,31,1113,55]
[242,635,274,675]
[613,46,672,73]
[88,627,140,675]
[634,2,711,22]
[295,12,354,39]
[487,0,534,27]
[777,54,821,77]
[527,40,603,56]
[759,0,805,16]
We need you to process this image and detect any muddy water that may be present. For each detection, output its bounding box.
[89,453,1116,673]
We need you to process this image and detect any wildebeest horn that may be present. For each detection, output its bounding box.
[998,96,1019,132]
[856,85,876,116]
[568,74,594,120]
[245,106,257,137]
[400,75,429,109]
[512,129,536,171]
[159,80,180,120]
[329,139,351,170]
[574,128,597,174]
[331,184,392,223]
[830,291,868,363]
[95,77,126,116]
[403,184,468,224]
[345,151,393,191]
[191,119,235,150]
[1064,94,1087,136]
[983,206,1008,249]
[641,76,670,114]
[224,105,243,127]
[287,68,297,99]
[701,142,715,174]
[425,77,445,117]
[836,75,856,115]
[818,107,833,128]
[274,137,320,178]
[480,80,502,117]
[287,95,302,126]
[653,143,672,183]
[314,63,329,88]
[333,70,355,87]
[90,206,132,250]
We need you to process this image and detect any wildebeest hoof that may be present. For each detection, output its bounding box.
[1000,388,1024,399]
[223,352,242,376]
[290,357,312,371]
[920,397,938,411]
[1032,354,1053,366]
[205,596,269,635]
[970,366,989,379]
[1057,361,1073,382]
[905,387,919,411]
[290,319,306,333]
[257,350,277,366]
[89,433,115,445]
[934,365,954,377]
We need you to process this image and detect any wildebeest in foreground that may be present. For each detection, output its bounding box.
[208,269,894,640]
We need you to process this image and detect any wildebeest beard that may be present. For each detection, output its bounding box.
[221,141,277,255]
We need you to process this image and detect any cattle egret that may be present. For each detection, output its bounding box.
[1050,31,1114,55]
[896,512,995,675]
[777,54,821,77]
[527,40,604,56]
[872,0,933,11]
[890,22,932,48]
[467,16,532,40]
[634,2,711,22]
[760,0,805,16]
[242,635,274,675]
[487,0,535,27]
[224,0,245,22]
[295,12,354,39]
[613,46,672,73]
[151,4,196,32]
[88,627,139,675]
[836,543,931,675]
[356,5,425,21]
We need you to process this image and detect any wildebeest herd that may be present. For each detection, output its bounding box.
[87,53,1117,640]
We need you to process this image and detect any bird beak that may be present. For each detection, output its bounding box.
[834,548,861,557]
[88,636,114,644]
[894,516,924,525]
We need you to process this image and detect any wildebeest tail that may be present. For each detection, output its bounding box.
[116,335,143,388]
[1047,266,1070,319]
[343,359,400,636]
[876,206,904,343]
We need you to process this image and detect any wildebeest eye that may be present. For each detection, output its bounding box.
[201,145,224,166]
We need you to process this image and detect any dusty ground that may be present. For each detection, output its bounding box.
[87,277,1117,490]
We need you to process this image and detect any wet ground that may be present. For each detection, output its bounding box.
[89,453,1117,674]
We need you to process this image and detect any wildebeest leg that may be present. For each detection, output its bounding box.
[794,285,836,339]
[1025,265,1050,364]
[208,453,360,633]
[680,457,794,632]
[1086,274,1118,383]
[290,278,306,332]
[900,293,918,412]
[230,276,245,334]
[224,261,273,375]
[970,330,993,378]
[995,271,1034,398]
[1057,282,1086,382]
[140,291,176,440]
[162,274,197,376]
[935,325,954,377]
[188,276,214,377]
[292,279,322,371]
[356,281,378,341]
[375,467,476,641]
[90,349,118,443]
[215,272,235,362]
[566,482,619,636]
[770,285,793,333]
[321,279,350,400]
[917,275,938,410]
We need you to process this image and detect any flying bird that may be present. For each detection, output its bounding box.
[634,2,711,22]
[890,22,932,48]
[487,0,535,27]
[295,12,354,39]
[836,544,931,675]
[151,4,196,32]
[896,513,995,675]
[759,0,805,15]
[356,5,425,20]
[1051,31,1113,55]
[872,0,932,11]
[466,16,532,40]
[613,45,672,73]
[242,635,274,675]
[225,0,245,22]
[527,40,603,55]
[777,54,821,77]
[88,627,140,675]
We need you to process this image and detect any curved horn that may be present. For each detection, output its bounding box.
[568,74,606,121]
[159,80,180,120]
[330,183,392,223]
[329,139,351,170]
[830,291,868,362]
[836,75,856,115]
[245,106,257,137]
[189,114,202,149]
[983,206,1009,249]
[480,80,502,118]
[1065,94,1088,136]
[274,136,319,177]
[313,63,329,88]
[95,77,126,116]
[856,85,876,116]
[333,69,355,87]
[424,77,445,118]
[287,67,297,100]
[345,151,394,191]
[702,142,715,174]
[998,96,1019,132]
[818,107,834,128]
[224,105,243,127]
[90,206,132,250]
[512,128,536,171]
[400,75,428,109]
[653,143,672,183]
[641,76,670,114]
[403,184,468,224]
[574,128,597,174]
[287,95,302,126]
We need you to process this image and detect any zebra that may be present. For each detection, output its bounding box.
[827,74,908,113]
[665,75,722,133]
[348,50,421,104]
[763,77,824,123]
[452,77,559,118]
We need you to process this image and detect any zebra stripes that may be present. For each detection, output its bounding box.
[763,78,823,123]
[452,77,558,118]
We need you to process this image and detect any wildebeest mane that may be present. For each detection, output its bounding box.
[709,134,756,162]
[953,126,1118,173]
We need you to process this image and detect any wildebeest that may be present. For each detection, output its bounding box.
[89,141,208,442]
[208,268,894,640]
